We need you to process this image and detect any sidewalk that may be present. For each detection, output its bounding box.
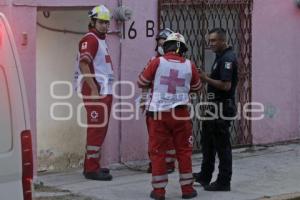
[36,142,300,200]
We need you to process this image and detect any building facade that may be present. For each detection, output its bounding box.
[1,0,299,172]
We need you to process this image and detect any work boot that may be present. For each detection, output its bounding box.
[182,189,197,199]
[204,181,230,191]
[192,172,210,187]
[83,171,112,181]
[150,190,165,200]
[99,168,110,174]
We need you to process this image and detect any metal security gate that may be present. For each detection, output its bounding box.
[158,0,253,150]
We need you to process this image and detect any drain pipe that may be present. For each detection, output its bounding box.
[117,0,123,164]
[114,0,133,163]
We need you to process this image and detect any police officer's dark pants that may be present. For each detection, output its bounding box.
[200,119,232,185]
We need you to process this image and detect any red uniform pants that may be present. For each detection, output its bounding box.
[146,117,176,169]
[81,82,112,173]
[147,107,194,195]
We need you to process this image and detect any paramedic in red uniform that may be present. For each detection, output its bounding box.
[74,5,114,181]
[137,33,201,200]
[140,28,176,174]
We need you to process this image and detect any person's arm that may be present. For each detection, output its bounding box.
[137,58,159,111]
[198,64,232,91]
[79,61,99,97]
[190,63,202,93]
[139,88,149,112]
[78,35,99,97]
[137,58,160,88]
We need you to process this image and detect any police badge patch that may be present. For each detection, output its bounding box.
[225,62,232,70]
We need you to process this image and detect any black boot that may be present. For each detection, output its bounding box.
[192,172,210,187]
[83,171,112,181]
[204,181,230,191]
[99,168,110,174]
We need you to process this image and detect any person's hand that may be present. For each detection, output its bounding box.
[198,68,208,82]
[139,98,147,114]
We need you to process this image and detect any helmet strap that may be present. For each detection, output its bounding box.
[176,41,180,54]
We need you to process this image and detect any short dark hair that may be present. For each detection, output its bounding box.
[163,41,188,55]
[209,28,227,41]
[88,18,96,30]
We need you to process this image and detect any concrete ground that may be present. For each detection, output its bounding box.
[36,142,300,200]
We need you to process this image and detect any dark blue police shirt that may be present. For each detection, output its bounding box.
[207,46,238,101]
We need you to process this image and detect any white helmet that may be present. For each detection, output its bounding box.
[163,32,188,53]
[88,5,111,21]
[156,28,174,41]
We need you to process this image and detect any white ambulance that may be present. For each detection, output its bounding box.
[0,13,33,200]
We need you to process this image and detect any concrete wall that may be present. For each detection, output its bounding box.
[252,0,300,144]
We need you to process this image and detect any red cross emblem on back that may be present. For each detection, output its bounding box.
[160,69,185,94]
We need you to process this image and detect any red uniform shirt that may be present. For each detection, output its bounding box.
[78,28,106,67]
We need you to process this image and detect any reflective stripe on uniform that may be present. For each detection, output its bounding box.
[191,81,201,91]
[152,174,168,188]
[86,145,101,151]
[139,74,151,84]
[165,149,176,163]
[179,173,193,179]
[80,52,93,61]
[137,78,148,87]
[86,152,100,159]
[179,173,193,186]
[165,157,176,163]
[152,182,168,189]
[152,174,168,182]
[165,149,176,155]
[179,179,194,186]
[191,79,201,89]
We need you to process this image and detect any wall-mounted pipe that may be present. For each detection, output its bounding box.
[117,0,123,165]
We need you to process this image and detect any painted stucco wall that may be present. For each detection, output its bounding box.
[36,9,96,170]
[2,0,157,171]
[34,0,157,170]
[2,0,300,171]
[252,0,300,144]
[35,1,123,170]
[118,0,157,162]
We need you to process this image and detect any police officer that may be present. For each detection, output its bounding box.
[193,28,238,191]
